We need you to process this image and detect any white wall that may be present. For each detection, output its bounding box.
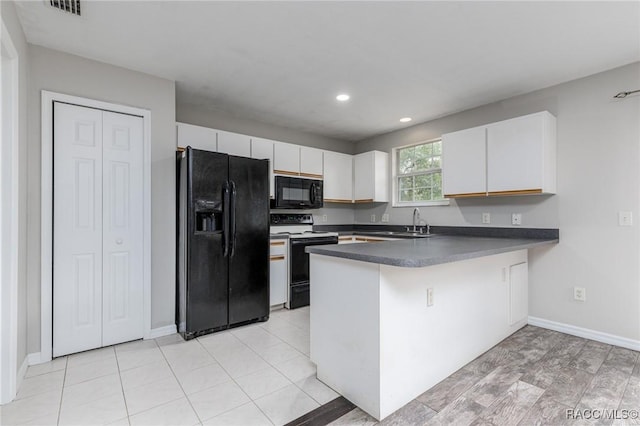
[1,0,29,377]
[26,45,177,354]
[356,63,640,342]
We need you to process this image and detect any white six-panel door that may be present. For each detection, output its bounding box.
[53,103,143,357]
[101,111,144,347]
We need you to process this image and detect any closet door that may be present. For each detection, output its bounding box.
[53,103,144,357]
[101,111,144,346]
[53,103,104,357]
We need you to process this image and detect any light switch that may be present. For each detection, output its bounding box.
[619,211,633,226]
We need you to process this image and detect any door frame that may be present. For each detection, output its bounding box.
[40,91,152,362]
[0,19,20,404]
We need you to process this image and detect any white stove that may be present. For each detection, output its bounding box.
[269,214,338,239]
[270,213,338,309]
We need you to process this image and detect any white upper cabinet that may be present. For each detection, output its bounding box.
[273,141,300,176]
[354,151,389,203]
[323,151,353,203]
[217,130,251,157]
[273,143,323,178]
[300,147,323,178]
[176,122,217,152]
[442,126,487,197]
[441,111,556,198]
[487,112,556,195]
[251,137,275,198]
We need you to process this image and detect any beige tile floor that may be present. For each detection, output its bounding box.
[1,306,339,426]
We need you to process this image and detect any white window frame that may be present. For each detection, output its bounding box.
[392,138,449,207]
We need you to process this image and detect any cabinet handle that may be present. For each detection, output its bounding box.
[324,198,353,204]
[299,172,323,179]
[274,169,300,176]
[487,189,543,196]
[270,241,285,246]
[443,192,487,198]
[338,236,352,241]
[270,255,285,261]
[354,199,374,203]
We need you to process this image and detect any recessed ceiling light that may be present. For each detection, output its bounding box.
[400,117,412,123]
[336,94,350,102]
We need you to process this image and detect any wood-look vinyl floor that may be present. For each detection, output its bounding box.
[326,326,639,426]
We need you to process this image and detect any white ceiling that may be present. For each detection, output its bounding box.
[14,1,640,141]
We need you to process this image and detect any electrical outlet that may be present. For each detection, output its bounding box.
[482,213,491,224]
[370,214,376,223]
[322,214,328,223]
[511,213,522,226]
[381,214,389,223]
[426,288,434,307]
[619,211,633,226]
[574,287,586,302]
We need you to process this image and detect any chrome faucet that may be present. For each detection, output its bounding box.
[413,208,420,232]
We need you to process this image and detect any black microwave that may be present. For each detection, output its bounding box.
[271,176,323,209]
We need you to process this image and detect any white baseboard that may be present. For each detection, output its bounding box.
[16,356,28,391]
[528,316,640,351]
[27,352,43,366]
[145,324,177,339]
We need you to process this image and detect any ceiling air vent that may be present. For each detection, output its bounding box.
[49,0,81,16]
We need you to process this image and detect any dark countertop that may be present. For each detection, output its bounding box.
[306,235,558,267]
[269,234,289,240]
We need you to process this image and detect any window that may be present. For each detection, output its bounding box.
[394,139,446,206]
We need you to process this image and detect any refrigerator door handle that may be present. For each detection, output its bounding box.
[223,182,230,257]
[229,180,237,258]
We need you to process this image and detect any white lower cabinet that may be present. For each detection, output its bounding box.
[269,239,288,306]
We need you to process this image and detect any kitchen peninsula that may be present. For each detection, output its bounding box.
[307,235,558,420]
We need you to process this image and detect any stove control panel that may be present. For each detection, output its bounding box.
[270,213,313,226]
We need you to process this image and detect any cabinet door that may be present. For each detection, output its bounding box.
[176,122,217,152]
[487,114,546,194]
[353,152,373,201]
[353,151,389,202]
[300,147,323,178]
[269,240,287,306]
[509,262,528,326]
[323,151,353,203]
[442,126,486,197]
[273,142,300,175]
[217,130,251,157]
[251,137,275,198]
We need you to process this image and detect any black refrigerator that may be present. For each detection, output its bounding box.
[176,147,270,340]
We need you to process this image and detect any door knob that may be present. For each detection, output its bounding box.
[116,238,123,245]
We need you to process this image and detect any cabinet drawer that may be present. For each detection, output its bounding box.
[270,240,286,256]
